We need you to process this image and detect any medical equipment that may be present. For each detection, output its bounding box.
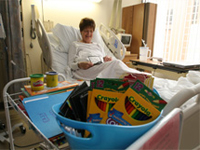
[117,33,132,47]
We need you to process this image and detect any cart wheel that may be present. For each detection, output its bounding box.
[19,125,26,134]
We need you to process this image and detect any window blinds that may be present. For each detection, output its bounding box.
[153,0,200,62]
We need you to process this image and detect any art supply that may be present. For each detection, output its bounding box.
[22,91,72,138]
[139,47,151,61]
[30,74,44,91]
[103,85,161,126]
[46,71,58,87]
[86,89,123,124]
[24,80,78,96]
[132,80,167,111]
[53,102,162,150]
[117,82,129,89]
[90,78,129,93]
[123,73,154,90]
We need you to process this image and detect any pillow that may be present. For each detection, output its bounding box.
[52,24,81,53]
[92,29,105,48]
[52,23,105,53]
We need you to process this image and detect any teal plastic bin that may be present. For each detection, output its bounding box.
[52,103,162,150]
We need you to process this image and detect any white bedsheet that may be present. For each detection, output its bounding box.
[154,70,200,104]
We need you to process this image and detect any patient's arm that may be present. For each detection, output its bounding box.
[78,61,93,70]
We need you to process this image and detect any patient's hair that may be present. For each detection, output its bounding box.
[79,17,96,31]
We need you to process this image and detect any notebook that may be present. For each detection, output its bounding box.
[22,91,72,138]
[162,61,200,69]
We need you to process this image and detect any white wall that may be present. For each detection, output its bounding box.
[43,0,113,28]
[22,0,142,75]
[122,0,141,7]
[22,0,42,75]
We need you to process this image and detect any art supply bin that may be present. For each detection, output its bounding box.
[52,103,163,150]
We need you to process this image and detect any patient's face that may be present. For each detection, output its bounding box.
[81,26,94,43]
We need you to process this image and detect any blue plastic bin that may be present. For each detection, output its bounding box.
[52,103,162,150]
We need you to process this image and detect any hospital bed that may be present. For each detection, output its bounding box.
[36,18,200,149]
[1,18,200,150]
[35,19,200,149]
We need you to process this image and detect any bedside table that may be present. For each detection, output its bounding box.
[122,54,138,67]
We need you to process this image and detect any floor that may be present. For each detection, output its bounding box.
[0,107,43,150]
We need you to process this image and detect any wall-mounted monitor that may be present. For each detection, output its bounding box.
[117,33,132,47]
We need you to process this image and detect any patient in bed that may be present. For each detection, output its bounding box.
[68,17,140,80]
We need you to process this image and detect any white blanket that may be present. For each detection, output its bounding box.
[72,59,141,80]
[154,71,200,104]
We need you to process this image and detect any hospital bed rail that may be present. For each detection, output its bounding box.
[2,74,66,150]
[99,23,126,60]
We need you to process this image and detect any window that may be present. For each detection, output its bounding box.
[153,0,200,63]
[192,0,199,24]
[166,9,173,25]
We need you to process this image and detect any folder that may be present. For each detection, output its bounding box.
[22,91,72,138]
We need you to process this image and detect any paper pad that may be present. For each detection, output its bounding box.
[23,91,72,138]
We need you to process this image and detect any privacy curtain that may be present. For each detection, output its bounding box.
[0,0,26,101]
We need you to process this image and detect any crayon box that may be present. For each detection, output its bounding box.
[86,89,123,124]
[101,86,161,126]
[90,78,129,93]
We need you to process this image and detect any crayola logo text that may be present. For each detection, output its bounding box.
[128,96,151,116]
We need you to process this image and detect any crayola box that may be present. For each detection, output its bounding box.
[101,87,161,126]
[86,89,123,123]
[85,89,123,137]
[90,78,129,93]
[131,80,167,111]
[101,80,167,126]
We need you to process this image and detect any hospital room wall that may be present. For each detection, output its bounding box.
[22,0,141,75]
[43,0,142,28]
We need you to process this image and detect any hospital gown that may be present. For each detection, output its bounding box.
[68,41,140,80]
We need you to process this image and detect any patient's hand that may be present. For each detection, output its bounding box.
[103,56,112,62]
[78,62,93,70]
